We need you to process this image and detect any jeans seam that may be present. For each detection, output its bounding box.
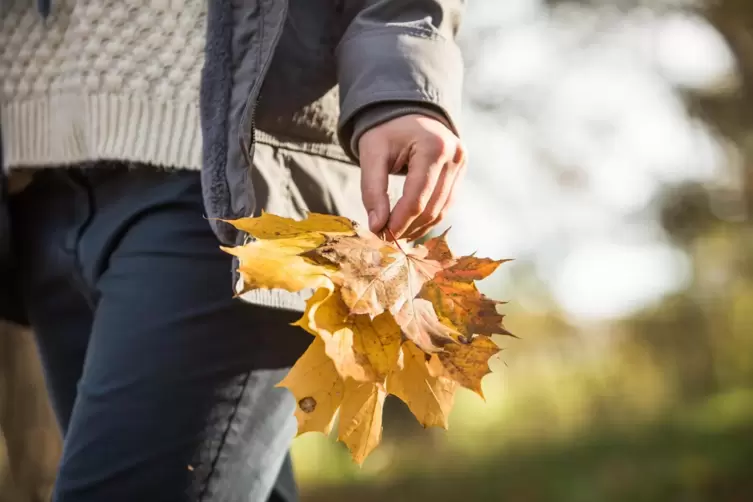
[197,370,253,501]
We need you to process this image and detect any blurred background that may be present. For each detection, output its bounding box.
[293,0,753,501]
[3,0,753,501]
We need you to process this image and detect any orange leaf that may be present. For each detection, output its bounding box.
[421,233,512,339]
[433,336,501,398]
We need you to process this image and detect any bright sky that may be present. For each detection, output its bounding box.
[448,0,735,321]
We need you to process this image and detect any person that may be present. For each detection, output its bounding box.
[0,0,467,500]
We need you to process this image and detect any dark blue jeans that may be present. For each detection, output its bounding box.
[9,165,311,501]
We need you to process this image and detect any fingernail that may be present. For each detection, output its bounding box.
[368,211,378,229]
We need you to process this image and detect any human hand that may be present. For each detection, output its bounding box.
[358,114,466,241]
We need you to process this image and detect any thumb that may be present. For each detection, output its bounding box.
[359,148,391,233]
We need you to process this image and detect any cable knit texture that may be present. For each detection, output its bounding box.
[0,0,207,171]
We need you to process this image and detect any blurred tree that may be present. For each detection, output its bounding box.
[526,0,753,400]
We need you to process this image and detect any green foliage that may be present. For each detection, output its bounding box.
[300,390,753,502]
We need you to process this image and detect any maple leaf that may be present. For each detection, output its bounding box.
[294,286,402,383]
[429,335,502,398]
[423,228,454,263]
[221,212,515,465]
[387,342,457,429]
[305,233,436,316]
[420,231,513,340]
[226,211,356,239]
[221,235,334,293]
[338,379,387,465]
[276,337,344,435]
[306,230,458,352]
[222,212,358,293]
[393,297,459,353]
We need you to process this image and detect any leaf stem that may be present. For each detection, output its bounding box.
[386,229,406,254]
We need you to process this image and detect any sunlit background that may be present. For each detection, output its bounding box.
[1,1,752,501]
[294,1,753,500]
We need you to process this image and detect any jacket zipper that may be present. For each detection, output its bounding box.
[238,0,289,186]
[239,112,256,175]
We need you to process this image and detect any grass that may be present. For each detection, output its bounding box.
[298,389,753,502]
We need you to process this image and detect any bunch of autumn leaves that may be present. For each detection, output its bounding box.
[222,213,512,464]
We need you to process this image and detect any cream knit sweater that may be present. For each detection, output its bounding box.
[0,0,207,171]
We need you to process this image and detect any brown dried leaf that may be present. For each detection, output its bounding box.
[307,232,443,318]
[432,336,502,398]
[393,298,458,353]
[306,231,457,351]
[421,233,512,339]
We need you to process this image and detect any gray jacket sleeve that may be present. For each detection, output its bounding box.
[336,0,465,161]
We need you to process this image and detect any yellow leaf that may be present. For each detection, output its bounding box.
[435,336,502,398]
[292,287,334,336]
[387,342,457,429]
[225,211,356,239]
[222,235,334,293]
[357,313,404,381]
[338,379,387,465]
[277,337,344,435]
[295,286,402,383]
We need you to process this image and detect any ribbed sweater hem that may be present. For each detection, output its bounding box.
[1,94,312,313]
[240,289,308,312]
[1,93,203,171]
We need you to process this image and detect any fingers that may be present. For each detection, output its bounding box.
[360,147,392,233]
[407,155,467,240]
[358,114,466,240]
[395,142,466,241]
[410,144,466,239]
[387,141,447,238]
[403,161,453,240]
